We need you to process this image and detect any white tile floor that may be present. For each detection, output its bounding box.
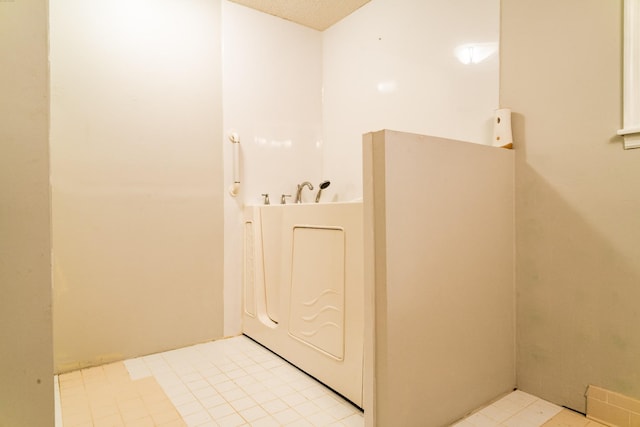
[453,390,563,427]
[121,335,362,426]
[55,334,578,427]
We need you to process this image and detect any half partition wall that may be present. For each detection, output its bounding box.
[363,130,515,427]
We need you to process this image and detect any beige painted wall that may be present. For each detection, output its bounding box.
[50,0,225,372]
[363,130,515,427]
[0,0,54,425]
[502,0,640,412]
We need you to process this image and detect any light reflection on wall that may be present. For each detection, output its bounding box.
[455,42,498,64]
[377,80,398,94]
[255,137,293,148]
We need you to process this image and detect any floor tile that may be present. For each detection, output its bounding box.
[480,403,516,422]
[542,409,591,426]
[341,413,364,427]
[272,408,303,424]
[239,405,268,422]
[250,416,281,427]
[465,412,502,426]
[503,399,562,427]
[64,335,615,427]
[458,392,598,427]
[181,410,212,427]
[207,402,236,419]
[216,412,247,427]
[261,398,288,414]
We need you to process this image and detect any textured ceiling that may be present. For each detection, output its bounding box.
[228,0,371,31]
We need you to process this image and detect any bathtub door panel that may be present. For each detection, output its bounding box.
[242,203,364,407]
[288,226,345,360]
[243,221,256,316]
[259,208,283,323]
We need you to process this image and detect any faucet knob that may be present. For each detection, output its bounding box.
[261,193,270,205]
[280,194,292,204]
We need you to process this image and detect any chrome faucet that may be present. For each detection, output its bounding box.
[295,181,314,203]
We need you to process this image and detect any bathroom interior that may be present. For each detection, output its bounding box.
[2,0,640,426]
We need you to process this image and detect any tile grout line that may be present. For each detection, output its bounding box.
[133,335,362,426]
[59,336,364,427]
[155,340,255,425]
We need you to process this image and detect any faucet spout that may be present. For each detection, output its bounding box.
[295,181,314,203]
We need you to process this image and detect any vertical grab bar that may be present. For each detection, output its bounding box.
[228,132,241,197]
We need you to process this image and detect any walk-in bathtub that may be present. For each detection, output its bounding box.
[242,202,364,407]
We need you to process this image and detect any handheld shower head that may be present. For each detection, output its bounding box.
[315,180,331,203]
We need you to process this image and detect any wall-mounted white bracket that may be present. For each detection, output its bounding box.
[618,0,640,149]
[618,128,640,149]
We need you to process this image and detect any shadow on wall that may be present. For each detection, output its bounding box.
[514,113,640,413]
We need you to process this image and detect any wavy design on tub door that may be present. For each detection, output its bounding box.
[298,322,341,337]
[288,226,345,361]
[302,289,340,307]
[301,305,340,321]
